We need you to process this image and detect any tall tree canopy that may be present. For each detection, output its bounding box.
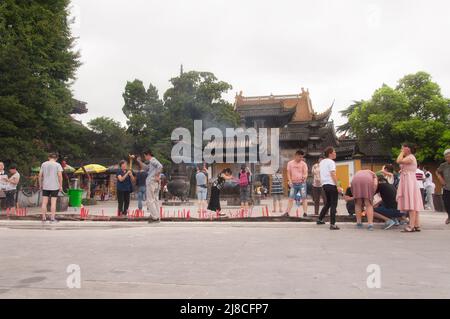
[122,71,239,165]
[338,72,450,162]
[163,71,239,131]
[122,80,166,156]
[0,0,84,172]
[86,117,132,161]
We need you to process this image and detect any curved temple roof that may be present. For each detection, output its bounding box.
[312,104,333,122]
[235,88,333,123]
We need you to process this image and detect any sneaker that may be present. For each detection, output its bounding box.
[367,224,374,231]
[330,225,340,230]
[282,212,290,217]
[50,219,59,224]
[394,219,400,226]
[303,213,308,217]
[356,223,364,229]
[316,220,326,225]
[384,220,396,230]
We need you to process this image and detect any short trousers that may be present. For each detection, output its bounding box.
[197,186,207,201]
[240,185,250,202]
[4,190,16,208]
[42,190,59,198]
[289,183,307,200]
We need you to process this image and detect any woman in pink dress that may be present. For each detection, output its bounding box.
[396,143,424,232]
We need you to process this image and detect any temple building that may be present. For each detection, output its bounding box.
[235,88,338,171]
[205,88,392,194]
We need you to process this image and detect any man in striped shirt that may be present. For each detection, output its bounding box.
[416,167,426,206]
[271,169,284,213]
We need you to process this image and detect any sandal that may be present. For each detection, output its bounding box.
[401,226,416,233]
[414,227,421,232]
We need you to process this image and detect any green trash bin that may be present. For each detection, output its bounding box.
[68,189,84,207]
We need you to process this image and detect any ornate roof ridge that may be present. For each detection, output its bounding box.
[235,90,307,107]
[313,103,333,121]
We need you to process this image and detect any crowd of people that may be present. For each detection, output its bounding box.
[0,153,65,223]
[193,144,450,232]
[339,145,450,232]
[1,144,449,229]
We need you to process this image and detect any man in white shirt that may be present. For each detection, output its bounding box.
[5,164,20,212]
[317,147,343,230]
[423,168,434,210]
[0,162,8,190]
[39,153,63,223]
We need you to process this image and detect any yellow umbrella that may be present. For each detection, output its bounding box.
[75,164,107,174]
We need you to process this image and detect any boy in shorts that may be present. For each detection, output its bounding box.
[39,153,63,223]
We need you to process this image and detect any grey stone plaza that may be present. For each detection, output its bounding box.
[0,200,449,299]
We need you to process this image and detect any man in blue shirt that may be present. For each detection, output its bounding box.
[135,169,148,212]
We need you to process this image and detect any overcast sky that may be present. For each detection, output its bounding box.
[70,0,450,128]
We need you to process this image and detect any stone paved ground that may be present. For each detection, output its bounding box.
[0,199,449,299]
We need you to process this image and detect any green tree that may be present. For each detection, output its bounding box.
[337,100,363,136]
[87,117,132,161]
[163,71,239,132]
[396,71,449,121]
[121,70,239,166]
[122,79,165,154]
[340,72,450,162]
[0,0,83,172]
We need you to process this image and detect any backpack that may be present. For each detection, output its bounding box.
[239,171,249,187]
